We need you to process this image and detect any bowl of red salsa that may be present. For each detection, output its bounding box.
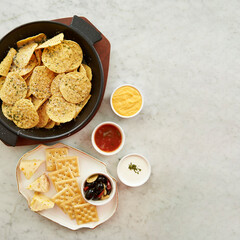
[91,121,125,155]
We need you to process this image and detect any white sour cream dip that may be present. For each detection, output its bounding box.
[117,154,151,187]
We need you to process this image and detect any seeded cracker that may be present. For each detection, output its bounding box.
[0,72,27,105]
[48,167,74,187]
[60,72,91,104]
[46,95,76,123]
[29,66,55,99]
[46,147,68,171]
[55,156,79,177]
[42,40,83,73]
[74,203,99,225]
[12,99,39,129]
[14,42,38,68]
[17,33,47,48]
[0,48,17,76]
[36,33,64,49]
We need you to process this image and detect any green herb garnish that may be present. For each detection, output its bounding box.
[128,162,141,174]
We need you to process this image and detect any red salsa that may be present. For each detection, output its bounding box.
[94,124,122,152]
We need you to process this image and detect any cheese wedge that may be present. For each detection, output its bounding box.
[27,173,50,192]
[19,159,44,179]
[30,192,54,211]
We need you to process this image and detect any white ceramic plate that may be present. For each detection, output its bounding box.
[16,143,118,230]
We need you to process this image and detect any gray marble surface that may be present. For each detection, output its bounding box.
[1,0,240,239]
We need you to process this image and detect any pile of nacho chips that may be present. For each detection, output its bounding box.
[0,33,92,129]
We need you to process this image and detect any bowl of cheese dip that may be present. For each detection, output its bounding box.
[117,153,151,187]
[110,84,143,118]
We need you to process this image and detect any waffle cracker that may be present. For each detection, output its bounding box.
[74,203,99,225]
[46,147,68,171]
[51,187,75,208]
[48,167,74,188]
[61,194,85,219]
[55,178,81,195]
[55,156,79,177]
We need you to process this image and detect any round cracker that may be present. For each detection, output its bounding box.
[36,101,49,128]
[42,40,83,73]
[2,102,14,120]
[46,96,76,123]
[12,99,39,129]
[59,72,91,104]
[0,72,27,105]
[82,64,92,81]
[29,66,55,99]
[50,73,65,96]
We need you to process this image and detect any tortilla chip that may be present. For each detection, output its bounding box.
[50,73,65,96]
[82,64,92,81]
[60,72,91,104]
[46,96,76,123]
[29,66,55,99]
[10,54,37,76]
[35,49,42,65]
[42,40,83,73]
[14,42,38,68]
[12,99,39,129]
[0,76,5,91]
[0,48,17,76]
[17,33,47,48]
[36,101,49,128]
[36,33,64,49]
[0,72,27,105]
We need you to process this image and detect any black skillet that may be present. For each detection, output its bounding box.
[0,16,104,146]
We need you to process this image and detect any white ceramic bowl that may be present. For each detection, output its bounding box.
[91,121,125,156]
[117,153,151,187]
[81,172,116,206]
[110,84,144,118]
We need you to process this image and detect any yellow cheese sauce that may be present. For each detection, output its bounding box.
[112,86,142,117]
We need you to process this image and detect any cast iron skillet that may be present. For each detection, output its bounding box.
[0,16,104,146]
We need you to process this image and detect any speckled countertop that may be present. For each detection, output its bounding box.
[1,0,240,239]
